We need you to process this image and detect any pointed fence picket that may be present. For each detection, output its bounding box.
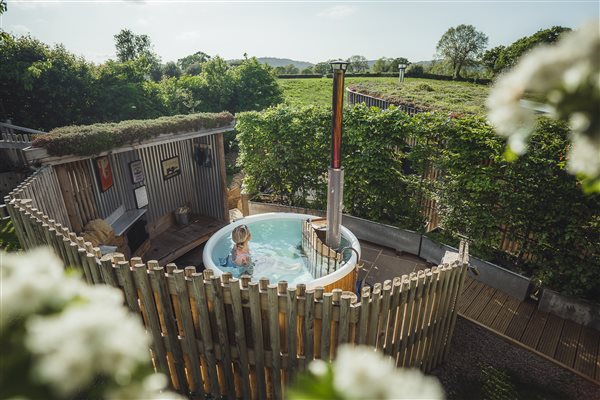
[5,170,468,400]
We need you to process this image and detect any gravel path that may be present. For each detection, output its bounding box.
[431,318,600,400]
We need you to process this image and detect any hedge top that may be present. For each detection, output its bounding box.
[31,112,235,157]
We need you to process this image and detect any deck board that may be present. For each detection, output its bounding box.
[573,326,599,379]
[596,339,600,382]
[520,310,548,349]
[143,215,226,266]
[489,296,520,335]
[536,314,565,358]
[458,278,485,310]
[505,301,536,341]
[457,276,599,384]
[554,320,582,368]
[477,291,509,327]
[463,285,496,320]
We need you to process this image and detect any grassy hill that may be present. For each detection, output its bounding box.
[279,77,490,115]
[253,57,314,69]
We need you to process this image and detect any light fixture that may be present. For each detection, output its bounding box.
[330,60,349,72]
[398,63,408,83]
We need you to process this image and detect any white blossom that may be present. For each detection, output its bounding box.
[331,345,444,399]
[25,288,151,396]
[487,20,600,178]
[0,247,79,329]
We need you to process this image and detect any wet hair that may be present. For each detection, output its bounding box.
[232,224,250,246]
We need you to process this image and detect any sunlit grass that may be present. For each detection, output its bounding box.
[278,77,490,115]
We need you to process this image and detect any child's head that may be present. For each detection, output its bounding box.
[232,224,251,246]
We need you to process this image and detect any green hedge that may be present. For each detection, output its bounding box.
[32,112,234,156]
[237,104,600,300]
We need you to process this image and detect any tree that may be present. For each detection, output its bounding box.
[228,57,283,112]
[372,58,389,73]
[177,51,211,75]
[162,61,181,78]
[346,55,369,73]
[301,67,314,74]
[436,24,488,79]
[313,61,331,75]
[201,56,234,111]
[480,45,505,76]
[0,0,8,41]
[114,29,154,62]
[387,57,410,73]
[0,35,97,130]
[113,29,161,82]
[284,64,299,74]
[494,26,571,73]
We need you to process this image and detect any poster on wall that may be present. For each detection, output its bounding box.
[134,186,148,209]
[94,156,113,192]
[129,160,145,184]
[161,156,181,180]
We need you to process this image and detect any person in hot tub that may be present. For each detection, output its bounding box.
[219,224,254,277]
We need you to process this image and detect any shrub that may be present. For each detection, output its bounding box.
[406,64,424,77]
[237,105,600,300]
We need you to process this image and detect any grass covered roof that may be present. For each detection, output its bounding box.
[31,112,234,157]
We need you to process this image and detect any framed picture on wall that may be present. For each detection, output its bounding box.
[129,160,145,184]
[94,156,113,192]
[161,156,181,180]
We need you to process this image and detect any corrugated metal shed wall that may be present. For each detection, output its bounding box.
[81,133,225,227]
[89,155,121,219]
[138,134,225,226]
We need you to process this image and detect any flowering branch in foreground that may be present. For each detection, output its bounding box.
[487,20,600,191]
[289,345,444,399]
[0,248,183,400]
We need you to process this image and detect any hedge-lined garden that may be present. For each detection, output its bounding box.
[31,112,234,156]
[237,104,600,300]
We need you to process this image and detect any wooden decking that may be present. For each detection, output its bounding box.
[458,276,600,384]
[143,215,226,266]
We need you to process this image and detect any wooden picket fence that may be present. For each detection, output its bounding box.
[5,171,468,400]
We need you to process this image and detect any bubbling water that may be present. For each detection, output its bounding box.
[210,218,346,286]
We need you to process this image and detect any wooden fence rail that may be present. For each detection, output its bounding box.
[5,171,468,400]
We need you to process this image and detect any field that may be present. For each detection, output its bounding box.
[278,77,491,115]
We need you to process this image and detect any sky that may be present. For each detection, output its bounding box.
[1,0,598,64]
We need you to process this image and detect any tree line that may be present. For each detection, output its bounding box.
[272,24,571,81]
[0,29,282,131]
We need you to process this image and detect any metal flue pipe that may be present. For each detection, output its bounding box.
[326,60,349,249]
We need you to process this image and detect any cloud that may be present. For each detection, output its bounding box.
[317,5,357,20]
[9,24,32,36]
[176,31,201,41]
